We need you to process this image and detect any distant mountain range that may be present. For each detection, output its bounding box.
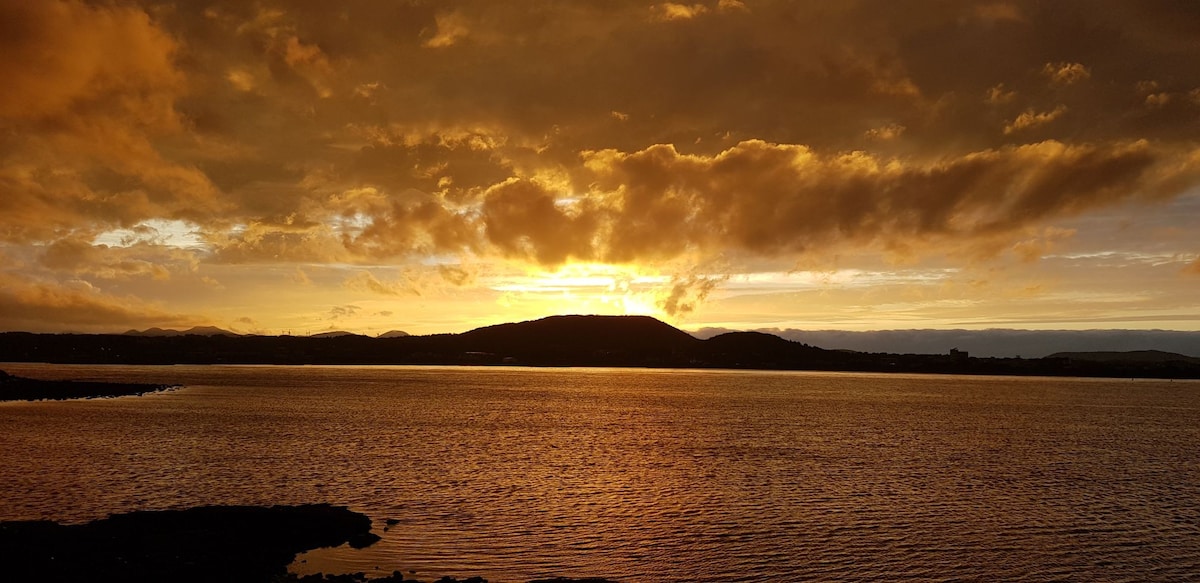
[5,315,1198,379]
[1046,350,1200,364]
[123,327,412,339]
[123,326,241,337]
[306,331,367,339]
[694,327,1200,359]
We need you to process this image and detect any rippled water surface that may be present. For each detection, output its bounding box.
[2,364,1199,581]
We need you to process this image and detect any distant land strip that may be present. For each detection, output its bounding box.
[2,315,1198,380]
[0,370,178,402]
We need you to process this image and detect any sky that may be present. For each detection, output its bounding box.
[2,0,1199,339]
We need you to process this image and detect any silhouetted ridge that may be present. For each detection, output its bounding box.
[123,326,240,337]
[459,315,699,355]
[698,331,824,367]
[3,318,1199,378]
[1046,350,1200,364]
[705,331,809,352]
[308,331,367,339]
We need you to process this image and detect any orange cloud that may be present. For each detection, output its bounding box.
[0,0,222,243]
[0,272,202,333]
[1043,62,1091,86]
[1004,106,1068,134]
[651,3,709,21]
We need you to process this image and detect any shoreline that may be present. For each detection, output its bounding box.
[0,505,613,583]
[0,369,178,402]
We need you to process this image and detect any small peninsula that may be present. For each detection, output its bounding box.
[0,503,615,583]
[0,369,177,402]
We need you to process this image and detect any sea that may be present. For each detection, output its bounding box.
[1,363,1198,582]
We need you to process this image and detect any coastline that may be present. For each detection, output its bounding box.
[0,504,613,583]
[0,369,178,402]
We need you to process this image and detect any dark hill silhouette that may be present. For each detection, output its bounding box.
[124,326,240,337]
[699,331,824,367]
[377,330,411,338]
[1046,350,1200,364]
[459,315,698,353]
[2,316,1199,378]
[308,331,366,339]
[705,331,808,353]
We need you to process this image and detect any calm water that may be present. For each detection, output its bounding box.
[2,363,1199,582]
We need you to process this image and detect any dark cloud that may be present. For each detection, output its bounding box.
[659,273,729,317]
[3,0,1200,331]
[0,272,202,333]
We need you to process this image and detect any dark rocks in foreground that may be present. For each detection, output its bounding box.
[0,504,618,583]
[0,369,177,401]
[0,504,379,583]
[286,575,616,583]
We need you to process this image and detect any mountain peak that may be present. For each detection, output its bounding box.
[459,314,699,353]
[123,326,238,337]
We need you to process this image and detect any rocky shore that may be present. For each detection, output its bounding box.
[285,576,615,583]
[0,504,616,583]
[0,369,177,401]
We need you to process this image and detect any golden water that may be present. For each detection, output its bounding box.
[2,364,1198,581]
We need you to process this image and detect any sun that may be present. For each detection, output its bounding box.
[489,262,672,319]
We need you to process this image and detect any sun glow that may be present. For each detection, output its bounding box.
[489,262,671,318]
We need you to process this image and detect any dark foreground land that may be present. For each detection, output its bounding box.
[0,369,177,401]
[0,504,614,583]
[3,315,1198,379]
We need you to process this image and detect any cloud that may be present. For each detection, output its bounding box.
[39,237,199,281]
[985,84,1017,105]
[1004,106,1068,134]
[1145,93,1173,108]
[0,0,226,244]
[566,139,1196,262]
[974,3,1024,23]
[3,0,1200,333]
[864,124,906,141]
[1043,62,1091,86]
[327,305,361,320]
[1009,227,1077,263]
[424,10,471,48]
[291,268,313,286]
[0,0,181,121]
[658,273,729,317]
[651,3,709,22]
[344,271,410,296]
[0,272,202,333]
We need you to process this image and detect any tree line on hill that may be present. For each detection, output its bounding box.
[2,315,1197,379]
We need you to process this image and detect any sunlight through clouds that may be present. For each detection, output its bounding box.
[2,0,1199,334]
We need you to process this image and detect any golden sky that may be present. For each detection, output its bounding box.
[2,0,1199,335]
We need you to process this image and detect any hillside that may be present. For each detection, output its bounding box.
[2,316,1199,378]
[1046,350,1200,364]
[458,315,699,354]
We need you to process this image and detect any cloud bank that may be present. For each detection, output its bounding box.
[2,0,1199,332]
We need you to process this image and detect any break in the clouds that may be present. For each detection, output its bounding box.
[2,0,1199,334]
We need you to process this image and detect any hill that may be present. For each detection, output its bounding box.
[1046,350,1200,364]
[3,316,1199,378]
[308,331,367,339]
[458,315,698,353]
[123,326,240,337]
